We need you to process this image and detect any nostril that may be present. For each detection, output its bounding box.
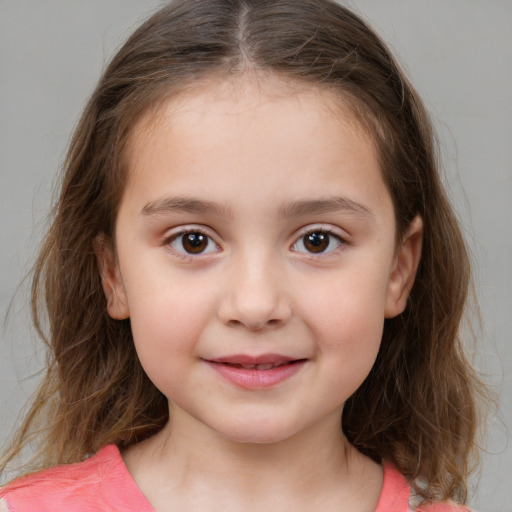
[217,291,292,330]
[226,317,284,331]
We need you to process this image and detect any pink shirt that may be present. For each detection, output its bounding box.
[0,445,470,512]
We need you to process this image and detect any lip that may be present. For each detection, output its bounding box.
[204,354,307,390]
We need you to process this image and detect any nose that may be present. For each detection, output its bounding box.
[217,252,292,331]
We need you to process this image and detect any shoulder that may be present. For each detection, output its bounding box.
[0,445,153,512]
[377,462,472,512]
[376,462,413,511]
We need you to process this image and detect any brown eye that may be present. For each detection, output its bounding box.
[303,232,329,253]
[182,232,207,253]
[170,231,218,255]
[292,230,343,254]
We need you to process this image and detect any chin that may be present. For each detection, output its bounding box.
[224,431,289,445]
[212,417,304,446]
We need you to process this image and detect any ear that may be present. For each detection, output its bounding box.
[93,234,130,320]
[385,215,423,318]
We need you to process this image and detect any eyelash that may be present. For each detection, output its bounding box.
[291,227,347,257]
[163,228,220,260]
[163,226,347,259]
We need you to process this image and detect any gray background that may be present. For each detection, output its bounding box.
[1,1,510,510]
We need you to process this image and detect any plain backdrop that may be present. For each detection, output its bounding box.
[1,1,511,510]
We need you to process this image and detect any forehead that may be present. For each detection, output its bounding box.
[127,75,371,164]
[119,75,391,224]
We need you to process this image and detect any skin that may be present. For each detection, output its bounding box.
[96,77,423,512]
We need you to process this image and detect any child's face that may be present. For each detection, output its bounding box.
[98,78,421,445]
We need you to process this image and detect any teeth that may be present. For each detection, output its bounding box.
[236,363,285,370]
[255,363,276,370]
[221,361,294,369]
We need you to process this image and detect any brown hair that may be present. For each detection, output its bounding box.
[1,0,487,503]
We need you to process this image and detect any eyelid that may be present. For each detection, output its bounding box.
[290,224,349,256]
[162,225,222,259]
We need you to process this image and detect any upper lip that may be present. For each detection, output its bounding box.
[206,354,303,365]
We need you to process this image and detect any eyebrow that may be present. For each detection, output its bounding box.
[140,197,234,218]
[140,196,373,220]
[278,197,374,219]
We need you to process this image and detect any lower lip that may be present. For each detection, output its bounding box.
[205,360,306,390]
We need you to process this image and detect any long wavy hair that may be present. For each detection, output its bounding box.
[1,0,488,503]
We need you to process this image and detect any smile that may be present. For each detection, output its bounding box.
[221,362,289,370]
[204,355,307,389]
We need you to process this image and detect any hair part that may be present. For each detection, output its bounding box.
[1,0,489,503]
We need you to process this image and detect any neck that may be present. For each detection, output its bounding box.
[163,409,351,486]
[123,408,382,512]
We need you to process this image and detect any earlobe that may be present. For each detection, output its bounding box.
[385,215,423,318]
[93,234,130,320]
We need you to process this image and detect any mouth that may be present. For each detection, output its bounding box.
[204,354,307,389]
[217,360,304,370]
[207,354,306,368]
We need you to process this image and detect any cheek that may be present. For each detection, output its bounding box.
[298,264,389,380]
[321,299,384,378]
[126,262,216,331]
[318,297,384,403]
[302,263,390,334]
[123,272,217,383]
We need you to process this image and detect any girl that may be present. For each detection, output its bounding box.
[0,0,487,510]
